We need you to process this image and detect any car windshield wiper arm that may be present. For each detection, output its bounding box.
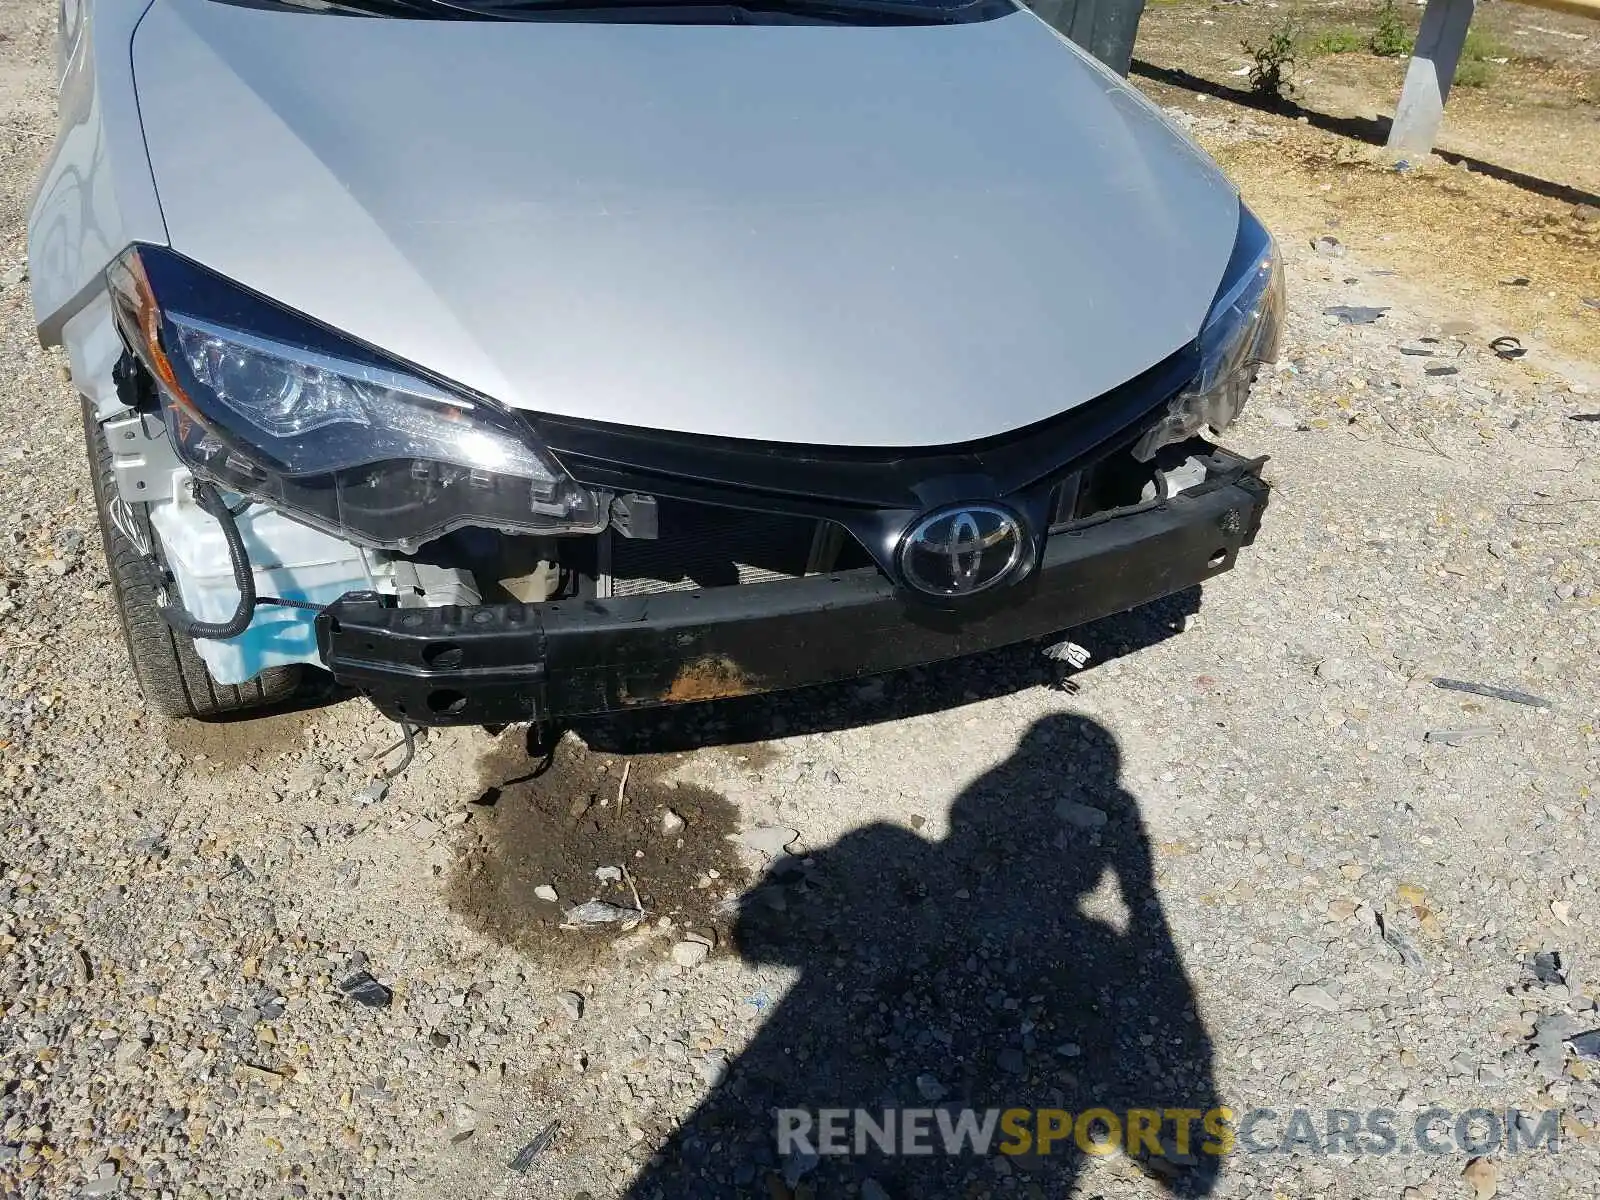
[443,0,990,22]
[272,0,515,17]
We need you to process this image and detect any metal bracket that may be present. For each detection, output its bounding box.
[390,559,484,609]
[104,411,184,506]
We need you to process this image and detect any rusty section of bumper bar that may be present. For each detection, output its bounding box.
[316,459,1268,726]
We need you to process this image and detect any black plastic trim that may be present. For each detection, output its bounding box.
[531,345,1200,513]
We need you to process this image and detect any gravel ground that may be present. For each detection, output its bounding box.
[2,5,1599,1200]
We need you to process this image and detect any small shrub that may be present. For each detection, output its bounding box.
[1460,26,1506,62]
[1454,26,1506,87]
[1304,26,1364,56]
[1370,0,1413,57]
[1243,25,1299,102]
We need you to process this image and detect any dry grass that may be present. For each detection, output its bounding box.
[1204,131,1600,366]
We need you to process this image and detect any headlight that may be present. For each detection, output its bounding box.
[106,245,604,551]
[1133,208,1284,462]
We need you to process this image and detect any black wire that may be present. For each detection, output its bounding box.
[154,481,328,639]
[158,480,258,640]
[257,596,325,613]
[374,722,418,780]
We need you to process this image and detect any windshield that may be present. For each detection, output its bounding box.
[212,0,1014,22]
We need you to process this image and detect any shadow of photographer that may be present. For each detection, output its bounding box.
[627,711,1221,1198]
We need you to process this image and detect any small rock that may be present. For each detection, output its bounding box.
[737,826,799,858]
[1312,235,1345,257]
[533,885,559,902]
[914,1073,947,1101]
[670,941,709,969]
[1424,727,1499,746]
[566,900,642,926]
[661,810,686,835]
[696,1050,730,1087]
[353,781,389,806]
[1324,305,1389,325]
[1461,1156,1498,1200]
[337,972,393,1008]
[0,263,26,289]
[1524,950,1565,986]
[555,991,584,1021]
[594,866,622,883]
[1569,1029,1600,1062]
[1289,983,1340,1013]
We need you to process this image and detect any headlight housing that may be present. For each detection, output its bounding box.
[106,246,604,551]
[1133,208,1284,462]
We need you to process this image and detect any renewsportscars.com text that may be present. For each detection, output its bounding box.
[776,1106,1564,1158]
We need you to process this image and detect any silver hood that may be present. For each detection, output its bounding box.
[132,0,1238,447]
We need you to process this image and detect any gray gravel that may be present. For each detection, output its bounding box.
[2,5,1598,1199]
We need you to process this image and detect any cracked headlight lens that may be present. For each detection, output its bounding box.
[108,246,603,551]
[1134,207,1284,462]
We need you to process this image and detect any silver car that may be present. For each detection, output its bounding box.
[32,0,1280,725]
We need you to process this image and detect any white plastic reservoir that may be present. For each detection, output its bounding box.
[149,490,373,685]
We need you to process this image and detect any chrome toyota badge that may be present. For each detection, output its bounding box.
[899,504,1028,597]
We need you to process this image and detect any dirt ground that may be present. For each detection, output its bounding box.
[1135,0,1600,375]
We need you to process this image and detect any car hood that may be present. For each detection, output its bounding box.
[132,1,1238,448]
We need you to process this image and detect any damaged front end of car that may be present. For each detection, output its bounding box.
[98,209,1281,726]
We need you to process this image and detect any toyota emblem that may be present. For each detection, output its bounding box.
[899,504,1028,598]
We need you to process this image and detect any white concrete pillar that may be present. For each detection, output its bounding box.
[1386,0,1476,158]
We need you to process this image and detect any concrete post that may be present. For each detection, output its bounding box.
[1386,0,1477,158]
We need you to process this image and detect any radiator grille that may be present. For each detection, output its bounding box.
[607,500,827,598]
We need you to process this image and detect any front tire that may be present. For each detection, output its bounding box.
[82,400,301,719]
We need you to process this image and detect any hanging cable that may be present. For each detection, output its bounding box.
[157,480,257,640]
[154,480,326,639]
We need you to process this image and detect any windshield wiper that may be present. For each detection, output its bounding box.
[443,0,994,23]
[268,0,513,17]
